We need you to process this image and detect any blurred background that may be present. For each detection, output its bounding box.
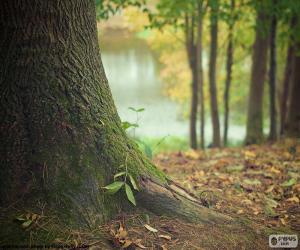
[96,0,300,155]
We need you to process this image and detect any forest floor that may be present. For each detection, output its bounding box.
[94,139,300,249]
[4,140,299,249]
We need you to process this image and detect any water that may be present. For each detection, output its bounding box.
[100,32,245,144]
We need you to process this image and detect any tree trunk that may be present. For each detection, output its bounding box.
[285,42,300,137]
[223,0,235,147]
[280,17,296,135]
[245,8,269,145]
[209,0,221,147]
[268,0,278,141]
[0,0,231,230]
[185,14,198,149]
[197,1,205,149]
[280,45,294,136]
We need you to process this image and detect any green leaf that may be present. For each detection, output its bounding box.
[281,178,297,187]
[114,171,126,180]
[21,220,33,228]
[129,174,139,190]
[125,183,136,206]
[121,121,139,130]
[128,107,137,112]
[136,108,145,112]
[103,181,124,194]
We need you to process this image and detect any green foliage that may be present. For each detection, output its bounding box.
[103,154,139,206]
[96,0,148,20]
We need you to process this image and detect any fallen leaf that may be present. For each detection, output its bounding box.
[122,240,132,248]
[286,196,300,203]
[144,224,158,233]
[158,234,171,240]
[161,245,168,250]
[281,178,297,187]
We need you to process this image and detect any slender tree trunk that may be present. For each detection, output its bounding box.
[280,18,296,135]
[285,42,300,137]
[223,0,235,146]
[208,0,221,147]
[185,14,198,149]
[245,8,269,145]
[197,0,205,149]
[0,0,230,233]
[268,0,278,141]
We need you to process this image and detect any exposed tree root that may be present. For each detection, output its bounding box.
[137,176,233,224]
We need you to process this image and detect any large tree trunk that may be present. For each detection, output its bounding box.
[285,42,300,137]
[223,0,235,147]
[197,0,205,149]
[208,0,221,147]
[0,0,230,231]
[268,0,278,141]
[245,8,269,145]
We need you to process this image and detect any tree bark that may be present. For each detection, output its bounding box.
[285,42,300,137]
[0,0,231,229]
[209,0,221,147]
[268,0,278,141]
[245,8,269,145]
[223,0,235,147]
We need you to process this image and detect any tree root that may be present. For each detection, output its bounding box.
[137,176,233,224]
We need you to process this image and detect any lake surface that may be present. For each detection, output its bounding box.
[100,32,245,144]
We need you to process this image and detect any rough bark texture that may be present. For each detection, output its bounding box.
[223,0,235,146]
[285,43,300,137]
[245,9,269,145]
[0,0,164,225]
[209,0,221,147]
[268,0,277,141]
[0,0,231,230]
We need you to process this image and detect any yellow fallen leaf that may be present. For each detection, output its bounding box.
[268,167,281,175]
[159,234,171,240]
[161,245,168,250]
[144,224,158,233]
[244,151,256,159]
[134,239,146,249]
[237,209,244,214]
[265,185,275,193]
[286,196,300,203]
[122,240,132,248]
[280,218,287,225]
[185,150,202,160]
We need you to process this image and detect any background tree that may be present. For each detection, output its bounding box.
[148,0,206,149]
[268,0,278,141]
[197,0,206,149]
[245,2,270,145]
[285,41,300,137]
[280,15,297,136]
[223,0,235,146]
[208,0,221,147]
